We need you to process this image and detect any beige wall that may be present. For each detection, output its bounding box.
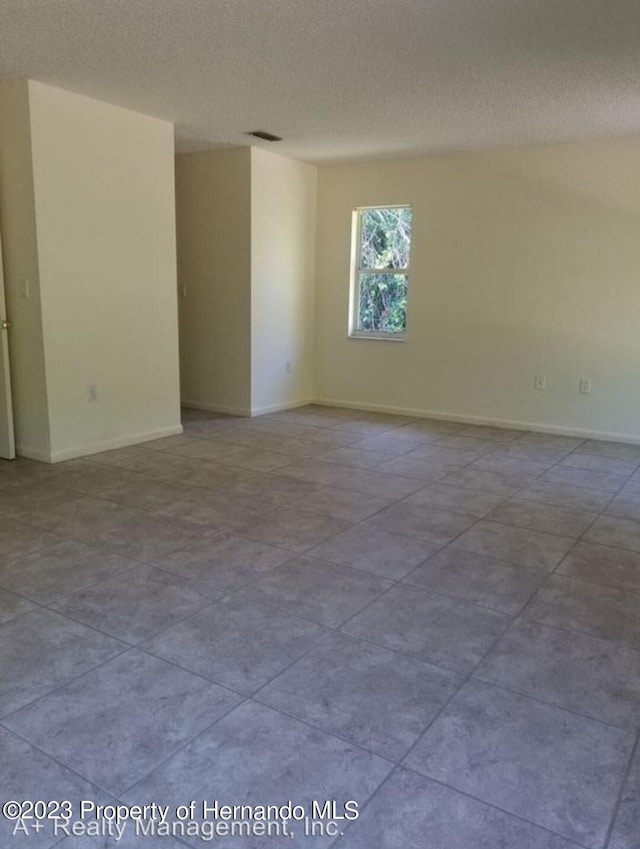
[176,146,316,416]
[176,148,252,415]
[315,138,640,441]
[27,81,181,460]
[0,80,182,462]
[250,147,316,414]
[0,80,50,457]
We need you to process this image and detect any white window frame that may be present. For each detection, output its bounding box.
[348,204,412,341]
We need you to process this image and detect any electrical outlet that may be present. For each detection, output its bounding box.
[579,378,592,395]
[534,375,546,390]
[87,384,98,403]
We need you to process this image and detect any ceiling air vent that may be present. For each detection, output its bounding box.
[248,130,283,142]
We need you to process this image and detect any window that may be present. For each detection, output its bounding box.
[349,205,413,339]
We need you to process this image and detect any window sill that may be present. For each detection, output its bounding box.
[348,332,407,342]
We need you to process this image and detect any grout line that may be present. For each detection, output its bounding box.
[0,720,128,802]
[0,639,133,724]
[397,765,593,849]
[603,728,639,849]
[468,673,639,734]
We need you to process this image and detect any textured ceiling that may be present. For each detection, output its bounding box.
[1,0,639,162]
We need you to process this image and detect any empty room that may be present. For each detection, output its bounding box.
[2,2,640,848]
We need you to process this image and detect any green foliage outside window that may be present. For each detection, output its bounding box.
[356,206,412,334]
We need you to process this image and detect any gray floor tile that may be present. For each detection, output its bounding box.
[348,434,422,456]
[154,489,269,531]
[160,437,248,462]
[84,446,148,466]
[616,474,640,494]
[360,502,476,545]
[168,460,255,490]
[343,583,509,674]
[224,472,320,508]
[0,587,37,624]
[53,832,186,848]
[476,620,640,729]
[453,520,574,571]
[139,433,199,451]
[214,430,293,452]
[0,726,109,848]
[0,540,137,603]
[89,474,190,514]
[375,455,452,483]
[405,679,633,848]
[579,440,640,460]
[440,467,526,496]
[6,408,640,849]
[53,462,178,511]
[308,525,438,579]
[294,485,392,522]
[316,446,390,469]
[217,446,295,472]
[339,767,581,849]
[489,442,574,464]
[104,512,207,562]
[456,424,524,442]
[541,465,629,493]
[515,481,613,512]
[399,418,464,436]
[560,452,640,477]
[153,533,292,591]
[404,443,486,466]
[5,650,240,794]
[124,701,392,849]
[30,497,204,561]
[303,429,365,449]
[606,489,640,521]
[331,422,399,438]
[52,565,220,644]
[277,459,355,485]
[557,540,640,594]
[0,480,82,523]
[103,451,206,481]
[264,437,331,460]
[523,575,640,650]
[0,517,61,562]
[143,595,329,693]
[404,546,545,615]
[433,434,501,453]
[488,498,596,538]
[515,433,585,451]
[234,507,349,553]
[256,632,461,760]
[609,743,640,849]
[404,483,506,518]
[0,608,124,717]
[585,515,640,553]
[0,457,63,488]
[331,467,424,499]
[236,556,391,628]
[470,454,552,478]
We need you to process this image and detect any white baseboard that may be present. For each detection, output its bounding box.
[181,399,251,417]
[19,424,185,464]
[181,398,314,418]
[250,398,314,417]
[314,397,640,446]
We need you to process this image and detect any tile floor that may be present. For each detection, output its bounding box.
[2,405,640,847]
